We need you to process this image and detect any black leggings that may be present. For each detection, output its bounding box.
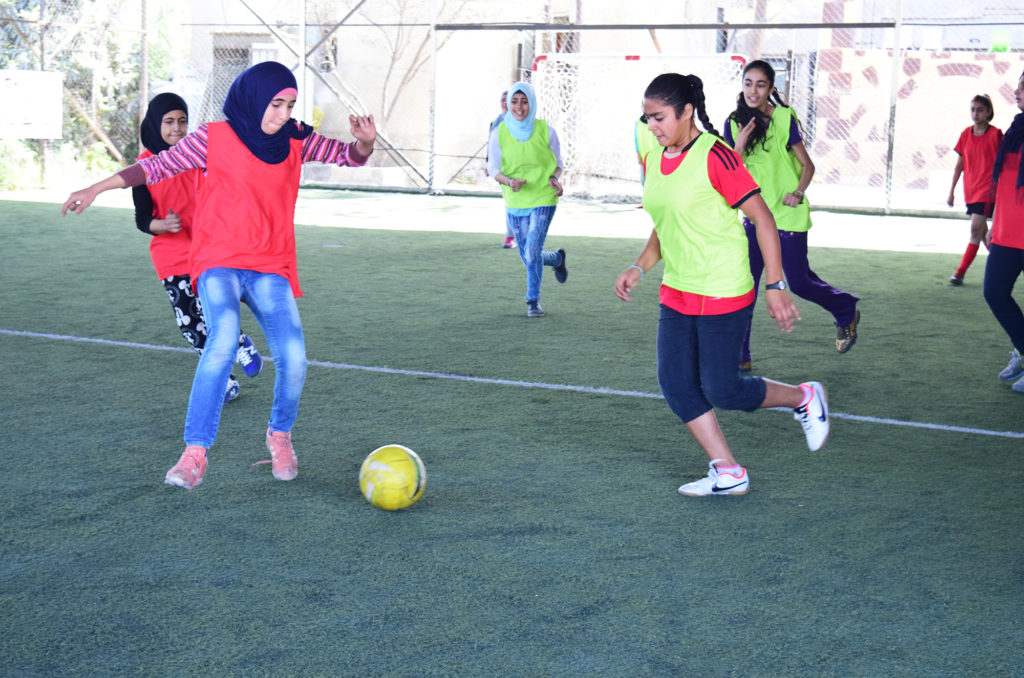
[162,275,246,359]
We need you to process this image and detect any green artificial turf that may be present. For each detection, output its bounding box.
[1,198,1021,677]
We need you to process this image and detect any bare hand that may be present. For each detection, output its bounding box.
[350,114,377,143]
[946,192,954,208]
[508,177,526,192]
[782,192,803,207]
[150,210,182,234]
[61,188,96,216]
[734,118,756,152]
[549,175,563,198]
[614,268,642,302]
[765,289,801,332]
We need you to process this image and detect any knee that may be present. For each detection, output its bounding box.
[704,379,757,412]
[276,340,307,378]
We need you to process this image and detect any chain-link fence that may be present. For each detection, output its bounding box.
[2,0,1022,214]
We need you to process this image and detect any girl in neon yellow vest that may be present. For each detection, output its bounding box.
[727,60,860,369]
[614,73,831,497]
[487,81,568,318]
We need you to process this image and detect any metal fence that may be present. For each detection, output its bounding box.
[2,0,1022,214]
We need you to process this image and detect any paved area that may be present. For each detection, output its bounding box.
[7,186,973,255]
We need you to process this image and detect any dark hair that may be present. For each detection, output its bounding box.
[729,59,790,156]
[642,73,722,139]
[972,94,995,123]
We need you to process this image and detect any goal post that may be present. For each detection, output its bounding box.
[529,53,748,200]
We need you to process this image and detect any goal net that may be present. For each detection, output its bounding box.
[529,53,748,201]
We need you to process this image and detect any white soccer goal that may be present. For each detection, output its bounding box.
[529,52,748,200]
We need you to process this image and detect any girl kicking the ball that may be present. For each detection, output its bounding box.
[63,61,377,490]
[614,73,831,497]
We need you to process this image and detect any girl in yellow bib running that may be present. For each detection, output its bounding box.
[727,60,860,370]
[487,81,569,317]
[615,73,831,497]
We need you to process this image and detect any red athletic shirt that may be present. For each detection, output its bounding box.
[992,151,1024,249]
[954,125,1003,204]
[137,149,202,279]
[655,140,760,315]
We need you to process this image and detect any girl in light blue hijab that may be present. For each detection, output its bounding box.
[502,81,538,142]
[486,80,568,317]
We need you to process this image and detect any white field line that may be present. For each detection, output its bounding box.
[4,327,1023,440]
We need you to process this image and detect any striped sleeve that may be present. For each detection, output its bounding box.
[300,131,370,167]
[707,140,760,208]
[139,123,210,184]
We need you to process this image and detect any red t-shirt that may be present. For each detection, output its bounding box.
[954,125,1003,204]
[656,140,760,315]
[992,151,1024,249]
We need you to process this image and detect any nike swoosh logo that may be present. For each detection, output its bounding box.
[712,482,746,492]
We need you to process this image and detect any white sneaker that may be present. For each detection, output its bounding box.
[1012,374,1024,394]
[998,349,1024,382]
[678,459,749,496]
[794,381,829,451]
[224,377,240,403]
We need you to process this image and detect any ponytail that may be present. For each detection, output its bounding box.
[643,72,723,140]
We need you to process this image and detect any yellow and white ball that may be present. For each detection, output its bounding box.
[359,445,426,510]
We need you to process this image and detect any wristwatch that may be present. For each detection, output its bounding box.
[765,280,787,291]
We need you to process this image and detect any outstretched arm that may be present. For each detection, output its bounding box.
[62,173,128,216]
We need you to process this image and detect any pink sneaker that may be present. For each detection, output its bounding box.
[164,445,207,490]
[502,236,515,249]
[265,428,298,481]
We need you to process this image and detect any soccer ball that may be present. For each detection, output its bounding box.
[359,445,426,510]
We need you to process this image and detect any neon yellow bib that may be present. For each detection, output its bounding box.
[635,119,659,162]
[643,133,753,297]
[498,119,559,209]
[730,106,811,232]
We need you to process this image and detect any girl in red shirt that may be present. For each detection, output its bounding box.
[947,94,1003,285]
[133,93,264,403]
[984,71,1024,393]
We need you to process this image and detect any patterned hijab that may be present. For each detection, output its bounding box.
[140,92,188,154]
[222,61,313,164]
[503,81,538,143]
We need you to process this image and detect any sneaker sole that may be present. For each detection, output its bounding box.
[678,484,749,497]
[164,474,202,490]
[998,368,1024,382]
[836,310,860,353]
[806,381,830,452]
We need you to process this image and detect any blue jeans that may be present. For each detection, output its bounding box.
[984,243,1024,353]
[506,205,561,302]
[658,304,767,424]
[184,268,307,448]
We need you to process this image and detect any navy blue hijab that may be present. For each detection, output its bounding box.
[222,61,312,164]
[140,92,188,154]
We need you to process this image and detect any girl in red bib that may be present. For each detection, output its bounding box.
[64,62,377,490]
[614,73,831,497]
[133,93,264,404]
[984,71,1024,394]
[947,94,1003,285]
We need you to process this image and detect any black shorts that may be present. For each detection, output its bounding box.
[966,202,994,217]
